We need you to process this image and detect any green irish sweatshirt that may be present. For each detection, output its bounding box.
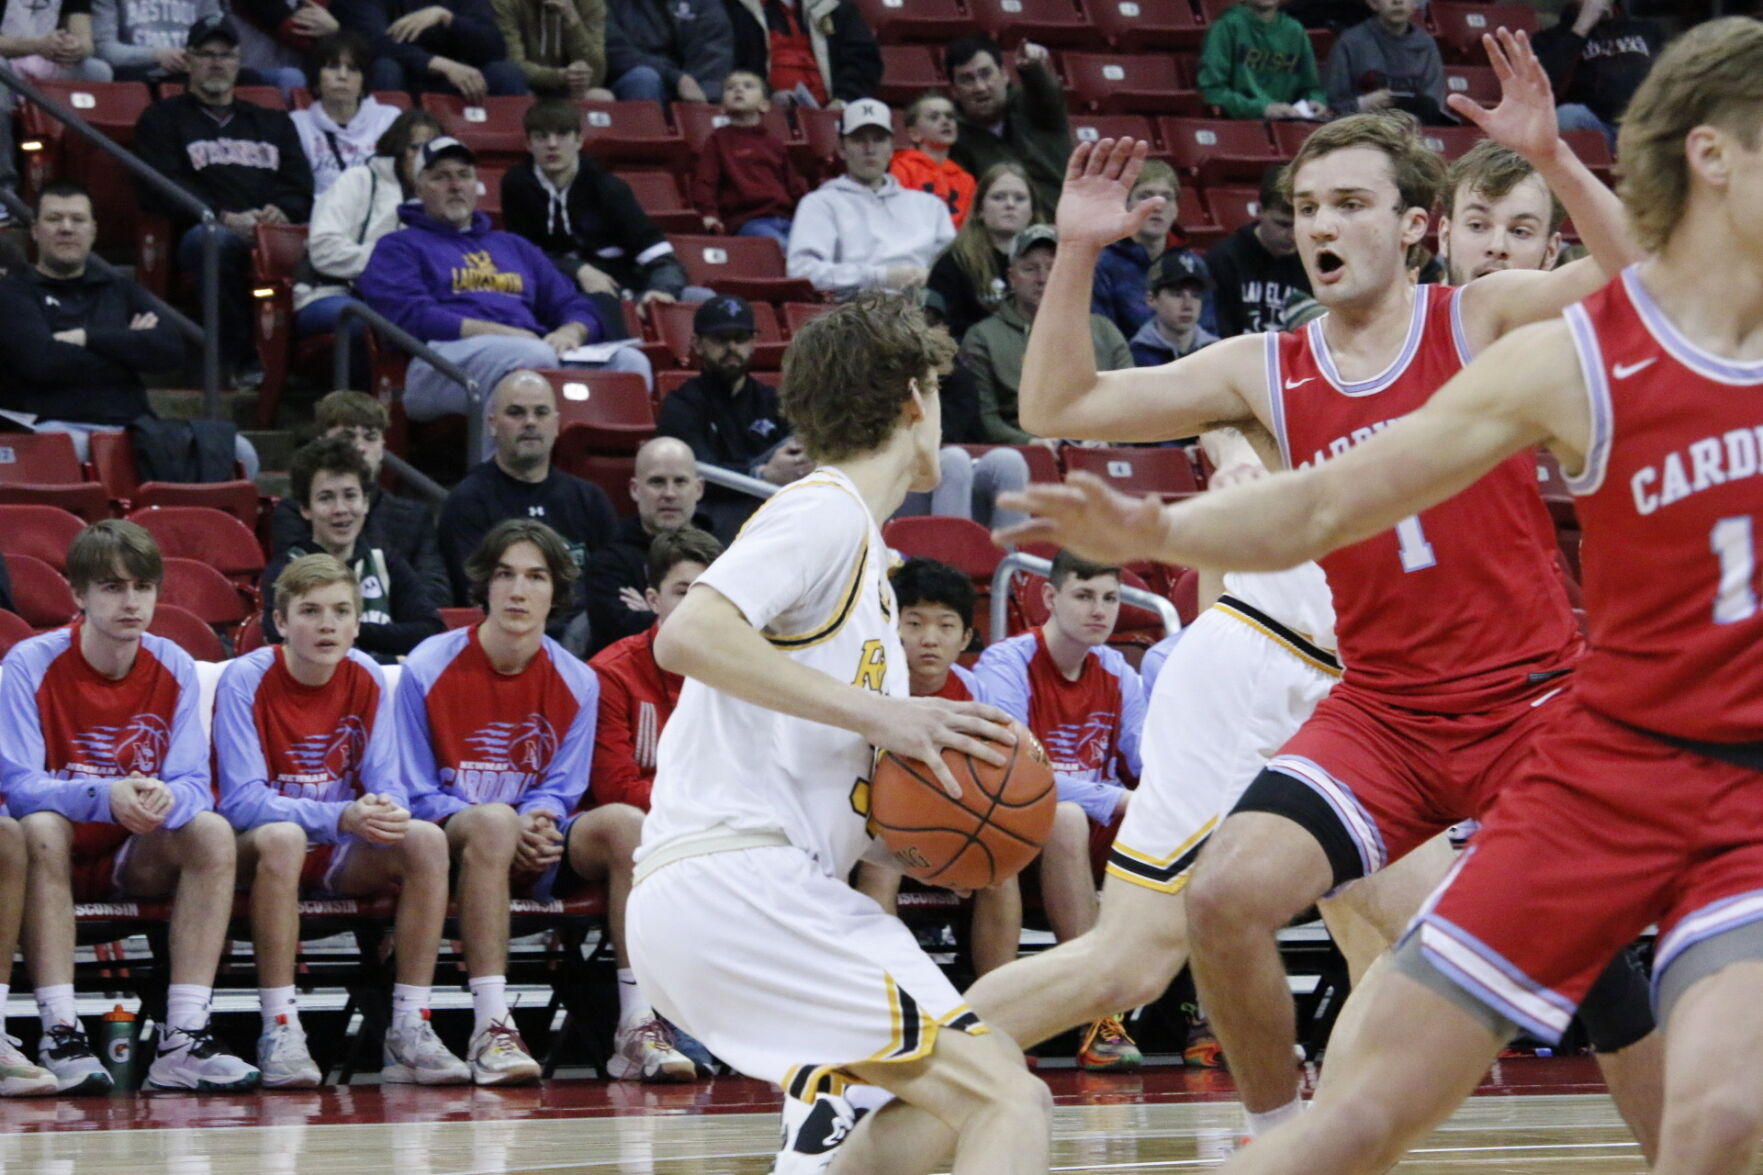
[1198,3,1327,120]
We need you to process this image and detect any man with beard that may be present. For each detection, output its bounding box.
[944,34,1070,217]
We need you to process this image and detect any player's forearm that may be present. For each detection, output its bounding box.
[1018,244,1106,437]
[1155,470,1346,572]
[1532,138,1643,275]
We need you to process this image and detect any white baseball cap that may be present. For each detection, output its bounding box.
[839,98,893,136]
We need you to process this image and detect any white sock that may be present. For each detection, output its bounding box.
[1244,1097,1305,1138]
[35,983,75,1031]
[260,986,300,1032]
[165,984,213,1037]
[468,975,509,1035]
[392,984,430,1030]
[616,969,647,1027]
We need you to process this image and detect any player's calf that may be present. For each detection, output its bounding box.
[238,822,322,1089]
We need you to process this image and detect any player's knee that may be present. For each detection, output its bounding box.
[0,815,23,863]
[459,804,521,857]
[1186,845,1291,941]
[582,803,643,861]
[1044,803,1090,859]
[181,812,237,870]
[401,819,449,873]
[1667,1082,1763,1160]
[20,811,73,864]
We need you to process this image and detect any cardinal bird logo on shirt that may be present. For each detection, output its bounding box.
[69,715,172,777]
[451,715,560,803]
[276,717,369,800]
[1040,712,1117,776]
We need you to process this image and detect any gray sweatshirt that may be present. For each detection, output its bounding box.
[1322,18,1446,116]
[92,0,222,74]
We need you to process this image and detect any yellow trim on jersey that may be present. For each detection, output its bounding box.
[1105,816,1219,894]
[765,542,868,650]
[1105,862,1194,895]
[1110,817,1218,869]
[1213,603,1344,678]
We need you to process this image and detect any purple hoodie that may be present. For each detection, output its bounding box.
[357,205,603,344]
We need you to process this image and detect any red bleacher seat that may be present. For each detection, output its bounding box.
[877,44,946,106]
[1444,65,1499,107]
[0,610,35,657]
[1064,53,1202,116]
[1170,566,1199,625]
[250,222,311,427]
[577,100,688,167]
[7,554,75,629]
[1428,2,1539,63]
[236,612,268,654]
[418,95,531,168]
[157,82,287,109]
[1061,446,1200,500]
[1204,185,1262,232]
[440,607,481,629]
[18,80,154,251]
[0,504,84,571]
[652,300,787,369]
[1089,0,1207,50]
[1065,114,1158,153]
[127,506,265,587]
[147,602,228,661]
[968,0,1104,49]
[1417,126,1484,160]
[1562,129,1614,183]
[792,106,845,179]
[369,90,412,110]
[654,370,695,403]
[671,102,795,155]
[782,301,835,336]
[669,235,818,304]
[853,0,970,43]
[1158,117,1282,187]
[882,516,1004,582]
[615,171,702,233]
[87,424,259,527]
[0,434,111,522]
[541,370,657,512]
[1270,119,1318,158]
[161,557,251,627]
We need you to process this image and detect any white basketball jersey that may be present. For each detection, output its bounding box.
[1222,563,1339,653]
[638,468,906,880]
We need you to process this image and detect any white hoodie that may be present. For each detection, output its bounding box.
[295,154,406,310]
[291,96,403,196]
[786,173,955,300]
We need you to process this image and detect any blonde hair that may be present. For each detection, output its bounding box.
[946,162,1042,314]
[1282,110,1445,216]
[1131,159,1179,196]
[273,553,362,617]
[1616,17,1763,254]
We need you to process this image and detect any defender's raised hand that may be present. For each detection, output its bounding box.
[1447,29,1558,161]
[1056,137,1164,251]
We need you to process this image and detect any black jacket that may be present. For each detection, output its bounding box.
[603,0,732,99]
[928,246,1007,343]
[655,370,790,483]
[579,510,719,656]
[1534,9,1664,125]
[269,487,449,605]
[722,0,880,104]
[134,93,313,228]
[501,155,691,299]
[261,535,443,663]
[1204,222,1312,338]
[340,0,508,77]
[950,63,1071,220]
[0,265,186,426]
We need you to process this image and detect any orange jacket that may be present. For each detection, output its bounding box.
[889,149,977,229]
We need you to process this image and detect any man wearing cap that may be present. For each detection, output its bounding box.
[133,16,312,383]
[655,294,808,539]
[356,134,652,426]
[1131,249,1220,367]
[785,97,954,301]
[963,224,1132,445]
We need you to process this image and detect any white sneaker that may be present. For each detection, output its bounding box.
[769,1091,866,1174]
[145,1025,262,1092]
[382,1014,471,1085]
[465,1017,540,1086]
[37,1023,113,1094]
[256,1016,322,1089]
[607,1017,698,1083]
[0,1034,57,1097]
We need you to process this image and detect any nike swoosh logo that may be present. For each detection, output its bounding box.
[1284,376,1316,389]
[1530,686,1567,708]
[1613,358,1657,379]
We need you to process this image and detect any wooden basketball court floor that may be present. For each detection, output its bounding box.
[5,1056,1729,1174]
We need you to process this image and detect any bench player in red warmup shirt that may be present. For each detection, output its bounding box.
[999,20,1763,1172]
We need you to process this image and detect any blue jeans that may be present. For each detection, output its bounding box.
[177,224,254,366]
[367,57,529,98]
[735,217,793,246]
[1556,103,1617,151]
[610,65,665,104]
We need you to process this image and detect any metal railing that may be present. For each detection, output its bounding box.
[0,64,223,411]
[329,299,485,466]
[697,464,777,500]
[989,552,1182,642]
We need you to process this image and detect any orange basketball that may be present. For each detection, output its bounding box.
[868,720,1057,890]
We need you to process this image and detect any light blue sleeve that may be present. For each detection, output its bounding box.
[212,655,350,843]
[971,641,1031,726]
[397,648,466,825]
[160,648,214,830]
[1115,657,1146,781]
[360,657,409,813]
[517,650,596,823]
[1056,774,1126,825]
[0,637,111,823]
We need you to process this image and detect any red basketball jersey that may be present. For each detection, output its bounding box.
[1267,284,1582,712]
[1563,269,1763,743]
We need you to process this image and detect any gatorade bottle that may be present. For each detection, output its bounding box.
[99,1005,137,1090]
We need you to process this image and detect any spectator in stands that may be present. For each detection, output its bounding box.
[928,161,1040,341]
[0,0,112,85]
[1437,139,1563,287]
[655,295,809,539]
[293,109,442,368]
[359,135,650,424]
[587,526,721,814]
[290,32,402,195]
[505,100,706,346]
[722,0,880,109]
[1091,159,1213,340]
[581,437,713,656]
[230,0,339,96]
[854,557,1024,979]
[964,225,1132,445]
[603,0,731,105]
[787,98,954,300]
[945,35,1069,218]
[689,69,807,244]
[216,553,470,1089]
[270,391,450,602]
[891,92,975,230]
[493,0,614,100]
[1198,0,1329,120]
[2,521,260,1094]
[134,16,313,384]
[342,0,525,101]
[975,549,1146,1072]
[92,0,220,82]
[1131,250,1219,366]
[1535,0,1662,148]
[399,518,698,1084]
[262,437,444,662]
[1322,0,1447,122]
[438,369,617,646]
[1205,164,1309,336]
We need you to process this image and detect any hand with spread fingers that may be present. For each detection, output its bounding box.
[1055,137,1165,252]
[1447,29,1558,160]
[995,472,1174,566]
[860,697,1016,800]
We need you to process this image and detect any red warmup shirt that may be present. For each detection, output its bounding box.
[587,624,683,811]
[767,3,827,106]
[690,123,810,232]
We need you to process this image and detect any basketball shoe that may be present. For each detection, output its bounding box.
[145,1024,262,1091]
[1182,1003,1226,1069]
[608,1016,697,1082]
[0,1034,56,1096]
[257,1015,322,1088]
[38,1022,113,1094]
[382,1013,472,1085]
[769,1090,869,1175]
[466,1016,541,1085]
[1077,1016,1143,1072]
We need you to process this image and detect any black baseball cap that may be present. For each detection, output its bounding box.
[693,294,756,336]
[416,136,477,172]
[1148,249,1214,294]
[186,16,240,50]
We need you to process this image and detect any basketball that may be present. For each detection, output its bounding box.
[868,720,1058,890]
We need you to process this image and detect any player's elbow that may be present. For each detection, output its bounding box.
[651,614,697,676]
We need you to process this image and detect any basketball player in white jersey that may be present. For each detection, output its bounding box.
[627,292,1052,1175]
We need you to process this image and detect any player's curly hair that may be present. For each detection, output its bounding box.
[779,291,957,464]
[1617,17,1763,254]
[1281,110,1445,218]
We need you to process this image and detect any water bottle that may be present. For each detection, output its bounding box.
[98,1004,137,1090]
